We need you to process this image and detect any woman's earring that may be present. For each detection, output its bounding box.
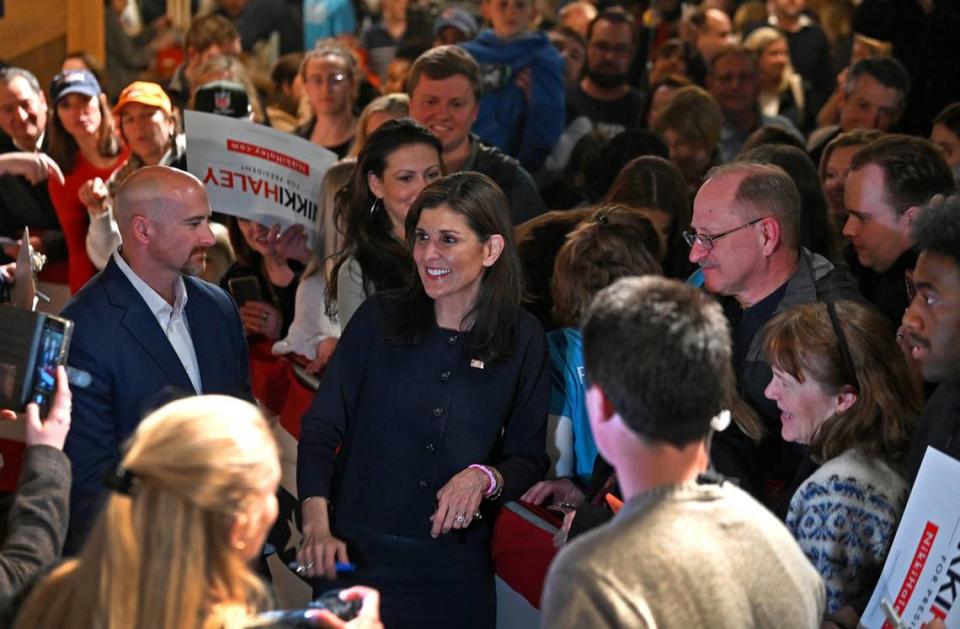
[235,539,247,551]
[369,198,381,216]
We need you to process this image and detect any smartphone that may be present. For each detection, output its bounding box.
[0,306,73,415]
[29,316,72,417]
[228,276,263,307]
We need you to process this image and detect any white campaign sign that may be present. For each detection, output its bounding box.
[863,447,960,628]
[184,111,337,246]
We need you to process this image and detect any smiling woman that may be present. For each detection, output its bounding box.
[326,118,443,331]
[297,172,548,629]
[761,300,921,615]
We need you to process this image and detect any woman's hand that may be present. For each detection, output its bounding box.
[266,223,311,264]
[553,510,576,549]
[312,586,383,629]
[0,152,64,185]
[78,177,109,216]
[306,337,338,374]
[239,300,282,339]
[431,466,489,538]
[520,478,585,509]
[299,497,351,580]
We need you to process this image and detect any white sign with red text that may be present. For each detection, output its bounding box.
[863,447,960,628]
[184,111,337,246]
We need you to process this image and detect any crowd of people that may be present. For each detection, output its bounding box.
[1,0,959,627]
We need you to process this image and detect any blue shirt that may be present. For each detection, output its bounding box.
[547,327,596,487]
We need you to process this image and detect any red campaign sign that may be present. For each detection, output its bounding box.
[882,521,940,629]
[226,139,310,176]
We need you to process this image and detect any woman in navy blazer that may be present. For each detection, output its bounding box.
[297,172,549,629]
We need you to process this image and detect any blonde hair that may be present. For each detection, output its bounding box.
[348,94,410,158]
[14,396,280,629]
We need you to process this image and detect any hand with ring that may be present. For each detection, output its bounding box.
[430,466,489,537]
[239,300,282,340]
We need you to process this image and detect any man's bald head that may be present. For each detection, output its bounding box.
[114,166,209,232]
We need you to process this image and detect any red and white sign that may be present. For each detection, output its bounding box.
[864,448,960,628]
[185,111,337,247]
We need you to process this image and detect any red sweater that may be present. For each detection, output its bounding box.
[48,150,128,293]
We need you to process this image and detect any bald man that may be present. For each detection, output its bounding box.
[61,166,251,552]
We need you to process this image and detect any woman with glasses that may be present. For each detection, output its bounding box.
[761,300,920,616]
[296,43,360,158]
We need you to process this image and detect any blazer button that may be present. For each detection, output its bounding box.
[432,407,444,417]
[440,370,451,382]
[447,334,458,345]
[418,480,428,489]
[426,443,436,452]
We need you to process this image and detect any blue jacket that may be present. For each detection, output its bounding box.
[462,30,565,173]
[61,257,251,552]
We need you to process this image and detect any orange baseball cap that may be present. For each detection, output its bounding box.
[113,81,172,115]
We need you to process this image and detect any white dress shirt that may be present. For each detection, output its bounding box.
[113,250,203,393]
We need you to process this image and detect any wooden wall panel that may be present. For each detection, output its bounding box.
[0,0,65,61]
[0,0,102,87]
[66,0,105,63]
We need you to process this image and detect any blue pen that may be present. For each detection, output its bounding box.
[288,560,356,575]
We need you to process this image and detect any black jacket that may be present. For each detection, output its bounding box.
[463,135,547,225]
[0,135,66,263]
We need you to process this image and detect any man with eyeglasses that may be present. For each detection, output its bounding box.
[565,8,644,139]
[686,162,861,508]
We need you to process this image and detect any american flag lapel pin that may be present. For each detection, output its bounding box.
[470,359,485,370]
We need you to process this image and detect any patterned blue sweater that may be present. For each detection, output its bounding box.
[786,448,907,614]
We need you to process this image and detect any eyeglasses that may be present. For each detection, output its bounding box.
[682,217,766,250]
[306,73,347,87]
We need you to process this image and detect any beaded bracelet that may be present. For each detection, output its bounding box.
[488,467,504,501]
[469,464,497,497]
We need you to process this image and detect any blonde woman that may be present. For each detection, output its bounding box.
[743,27,809,132]
[13,395,379,629]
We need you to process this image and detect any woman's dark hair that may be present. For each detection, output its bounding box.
[583,130,669,203]
[385,172,523,363]
[738,144,840,262]
[604,156,692,278]
[226,216,260,269]
[268,52,305,116]
[326,118,442,315]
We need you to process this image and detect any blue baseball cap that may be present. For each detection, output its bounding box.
[50,70,102,103]
[433,7,478,39]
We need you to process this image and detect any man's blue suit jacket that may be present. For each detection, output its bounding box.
[61,256,251,552]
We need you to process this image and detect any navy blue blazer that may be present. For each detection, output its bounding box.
[61,256,251,551]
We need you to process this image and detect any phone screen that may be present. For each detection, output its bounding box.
[228,276,263,307]
[30,319,66,416]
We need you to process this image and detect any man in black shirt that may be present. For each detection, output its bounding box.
[565,8,644,138]
[902,197,960,481]
[687,162,861,503]
[842,134,954,328]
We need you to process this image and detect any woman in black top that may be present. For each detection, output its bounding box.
[296,173,549,629]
